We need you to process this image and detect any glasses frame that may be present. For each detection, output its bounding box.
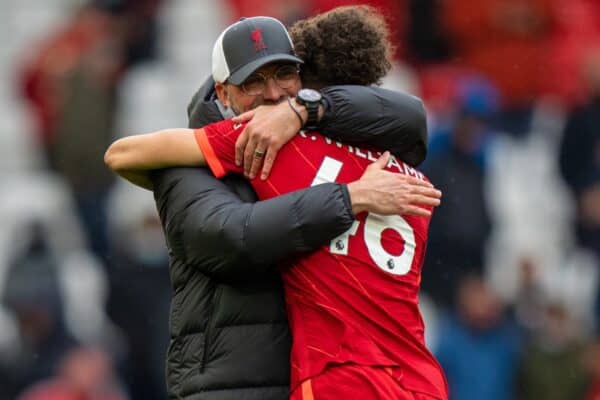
[239,64,301,96]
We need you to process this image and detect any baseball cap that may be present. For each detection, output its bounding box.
[212,16,303,85]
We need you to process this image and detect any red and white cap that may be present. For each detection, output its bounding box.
[212,16,303,85]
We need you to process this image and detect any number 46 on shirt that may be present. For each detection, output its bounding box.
[311,156,416,276]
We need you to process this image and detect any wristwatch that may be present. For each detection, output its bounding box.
[295,88,323,130]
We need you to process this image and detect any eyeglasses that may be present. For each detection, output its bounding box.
[240,65,300,96]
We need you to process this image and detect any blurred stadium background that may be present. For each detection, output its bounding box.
[0,0,599,399]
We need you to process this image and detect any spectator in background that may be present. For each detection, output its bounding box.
[511,257,547,336]
[559,49,600,257]
[517,301,588,400]
[50,26,123,261]
[93,0,164,65]
[20,3,123,260]
[20,0,163,261]
[421,77,496,307]
[20,3,116,154]
[435,275,522,400]
[20,0,163,154]
[559,49,600,331]
[583,338,600,400]
[17,347,126,400]
[0,221,77,400]
[105,185,170,400]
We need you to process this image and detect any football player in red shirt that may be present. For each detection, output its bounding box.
[105,7,448,400]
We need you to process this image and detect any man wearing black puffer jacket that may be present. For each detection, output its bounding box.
[148,15,434,400]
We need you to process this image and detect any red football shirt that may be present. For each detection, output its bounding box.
[197,120,448,399]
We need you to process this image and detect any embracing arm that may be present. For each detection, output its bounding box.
[153,167,355,281]
[232,85,428,179]
[105,127,439,219]
[104,129,205,190]
[105,126,440,215]
[318,86,428,166]
[186,79,428,165]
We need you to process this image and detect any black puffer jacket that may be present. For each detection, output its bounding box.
[153,80,427,400]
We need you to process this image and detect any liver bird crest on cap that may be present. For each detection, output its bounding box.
[251,28,267,52]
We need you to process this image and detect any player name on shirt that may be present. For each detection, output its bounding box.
[232,122,426,181]
[300,130,426,181]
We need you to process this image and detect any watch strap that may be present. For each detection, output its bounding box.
[304,101,319,130]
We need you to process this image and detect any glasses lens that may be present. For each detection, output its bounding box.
[241,65,299,95]
[242,74,266,96]
[275,66,299,89]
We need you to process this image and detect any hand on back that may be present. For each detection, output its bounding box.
[232,101,303,180]
[348,152,442,217]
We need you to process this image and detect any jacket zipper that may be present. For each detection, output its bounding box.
[200,286,220,372]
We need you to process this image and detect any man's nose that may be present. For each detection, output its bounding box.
[262,78,286,101]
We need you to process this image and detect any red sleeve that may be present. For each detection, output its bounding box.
[194,120,245,178]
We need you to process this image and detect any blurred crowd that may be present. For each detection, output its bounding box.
[0,0,599,399]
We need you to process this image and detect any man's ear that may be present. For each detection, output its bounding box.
[215,82,229,107]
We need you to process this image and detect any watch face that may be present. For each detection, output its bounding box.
[298,88,322,102]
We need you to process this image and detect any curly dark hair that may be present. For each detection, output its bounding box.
[289,6,394,89]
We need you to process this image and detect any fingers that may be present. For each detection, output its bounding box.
[412,185,442,199]
[363,151,390,179]
[235,129,250,166]
[376,174,441,199]
[232,109,256,124]
[369,151,390,171]
[402,206,431,217]
[248,145,267,179]
[243,134,261,175]
[260,147,279,180]
[247,134,274,178]
[408,194,441,207]
[402,174,434,187]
